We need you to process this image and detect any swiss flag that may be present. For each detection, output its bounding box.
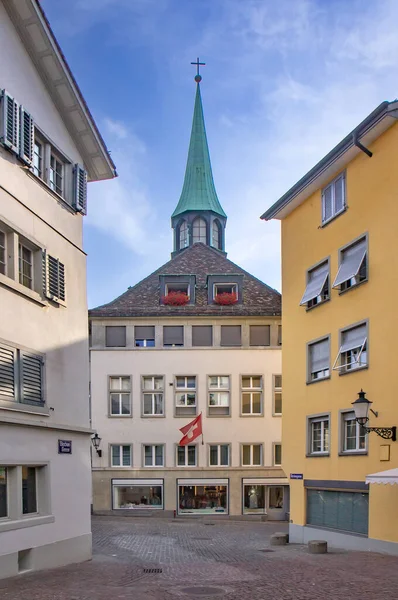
[179,413,203,446]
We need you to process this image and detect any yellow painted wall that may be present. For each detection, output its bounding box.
[281,120,398,538]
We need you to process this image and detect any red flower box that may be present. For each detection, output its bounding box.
[213,292,238,305]
[162,291,190,306]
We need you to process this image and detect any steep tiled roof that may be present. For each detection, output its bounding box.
[89,244,281,318]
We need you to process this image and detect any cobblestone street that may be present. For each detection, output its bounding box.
[1,516,398,599]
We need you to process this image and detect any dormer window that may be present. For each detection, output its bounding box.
[166,282,190,297]
[214,283,236,296]
[160,275,196,305]
[207,274,243,305]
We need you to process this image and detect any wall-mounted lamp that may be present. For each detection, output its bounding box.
[91,432,102,457]
[352,390,396,441]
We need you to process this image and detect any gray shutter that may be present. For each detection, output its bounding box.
[43,251,66,302]
[249,325,270,346]
[0,345,16,400]
[192,325,213,346]
[221,325,241,346]
[163,326,184,346]
[322,185,333,222]
[21,351,43,405]
[19,106,34,165]
[105,326,126,347]
[73,164,87,215]
[135,326,155,341]
[1,90,19,153]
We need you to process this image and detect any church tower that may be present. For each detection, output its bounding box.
[171,63,227,256]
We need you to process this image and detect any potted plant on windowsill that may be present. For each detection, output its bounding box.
[213,292,238,305]
[162,291,190,306]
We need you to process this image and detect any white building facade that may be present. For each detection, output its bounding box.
[0,0,115,578]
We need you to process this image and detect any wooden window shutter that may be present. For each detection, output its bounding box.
[19,106,34,165]
[21,351,43,405]
[43,250,66,302]
[73,164,87,215]
[249,325,270,346]
[0,344,16,400]
[1,90,19,153]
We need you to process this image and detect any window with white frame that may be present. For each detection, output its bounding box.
[177,445,197,467]
[165,281,190,297]
[308,416,330,455]
[18,242,33,289]
[110,445,132,467]
[341,412,367,453]
[300,260,329,308]
[175,376,196,416]
[241,376,263,415]
[322,172,346,224]
[308,337,330,382]
[109,376,131,416]
[333,323,367,373]
[208,376,230,416]
[192,217,207,243]
[144,444,164,467]
[135,326,155,347]
[212,220,221,249]
[273,443,282,466]
[179,221,188,249]
[142,376,164,416]
[33,140,43,179]
[0,342,44,406]
[0,465,49,524]
[273,375,282,415]
[0,467,7,518]
[0,229,6,275]
[241,444,263,466]
[214,283,237,296]
[333,237,367,292]
[209,444,229,466]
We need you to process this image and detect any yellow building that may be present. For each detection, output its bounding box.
[261,100,398,553]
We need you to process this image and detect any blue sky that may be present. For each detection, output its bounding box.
[42,0,398,308]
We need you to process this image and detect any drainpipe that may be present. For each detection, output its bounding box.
[353,133,373,157]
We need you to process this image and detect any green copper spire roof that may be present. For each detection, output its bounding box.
[172,81,227,219]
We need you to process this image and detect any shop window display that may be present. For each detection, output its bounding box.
[243,484,266,514]
[269,486,284,509]
[178,484,228,514]
[113,484,163,509]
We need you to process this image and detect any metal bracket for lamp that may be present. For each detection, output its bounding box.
[352,390,396,442]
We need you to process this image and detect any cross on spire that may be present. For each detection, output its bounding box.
[191,57,206,82]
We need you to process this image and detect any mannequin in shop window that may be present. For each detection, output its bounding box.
[249,487,258,509]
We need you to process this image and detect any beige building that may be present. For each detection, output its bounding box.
[0,0,115,578]
[89,71,287,519]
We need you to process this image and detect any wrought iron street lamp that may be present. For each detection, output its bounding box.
[91,432,102,457]
[352,390,396,441]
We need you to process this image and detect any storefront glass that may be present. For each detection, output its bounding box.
[113,484,163,509]
[243,484,266,514]
[179,484,228,514]
[269,486,284,509]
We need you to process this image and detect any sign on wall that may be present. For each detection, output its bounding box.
[58,440,72,454]
[290,473,303,480]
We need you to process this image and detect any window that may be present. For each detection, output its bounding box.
[212,220,221,249]
[178,481,228,514]
[300,260,329,308]
[278,325,282,346]
[209,444,229,466]
[105,326,126,348]
[208,376,230,416]
[49,153,64,196]
[111,445,132,467]
[0,343,44,406]
[163,326,184,347]
[175,376,196,416]
[144,445,164,467]
[179,221,188,249]
[273,375,282,415]
[341,411,367,454]
[249,325,270,346]
[165,282,190,297]
[273,443,282,466]
[243,484,266,514]
[142,376,164,416]
[241,376,263,415]
[322,172,345,224]
[308,416,330,455]
[307,489,368,535]
[18,242,33,289]
[109,376,131,416]
[192,217,206,244]
[33,140,43,178]
[0,468,7,518]
[220,325,241,347]
[333,237,367,292]
[269,486,284,509]
[0,230,6,275]
[333,322,367,373]
[308,337,330,382]
[192,325,212,347]
[113,479,163,509]
[177,445,197,467]
[22,466,37,514]
[135,326,155,348]
[214,283,236,296]
[241,444,263,466]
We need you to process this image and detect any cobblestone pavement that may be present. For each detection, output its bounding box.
[1,516,398,599]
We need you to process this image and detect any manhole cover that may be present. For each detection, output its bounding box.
[180,587,225,596]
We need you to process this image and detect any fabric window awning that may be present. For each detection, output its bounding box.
[366,468,398,485]
[333,240,366,288]
[340,325,366,353]
[300,263,329,305]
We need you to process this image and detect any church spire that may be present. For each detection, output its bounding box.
[171,60,227,256]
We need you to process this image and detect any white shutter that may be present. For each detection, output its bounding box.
[0,344,16,400]
[322,185,333,222]
[21,351,43,405]
[73,164,87,215]
[1,90,19,153]
[19,106,34,165]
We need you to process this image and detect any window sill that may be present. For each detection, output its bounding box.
[338,365,368,377]
[241,465,263,468]
[108,414,132,418]
[338,279,368,296]
[338,451,368,457]
[306,453,330,458]
[0,514,54,533]
[306,375,331,385]
[0,273,47,306]
[240,413,264,417]
[305,298,330,312]
[320,207,347,228]
[272,413,282,418]
[142,415,166,418]
[110,466,132,469]
[0,399,49,416]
